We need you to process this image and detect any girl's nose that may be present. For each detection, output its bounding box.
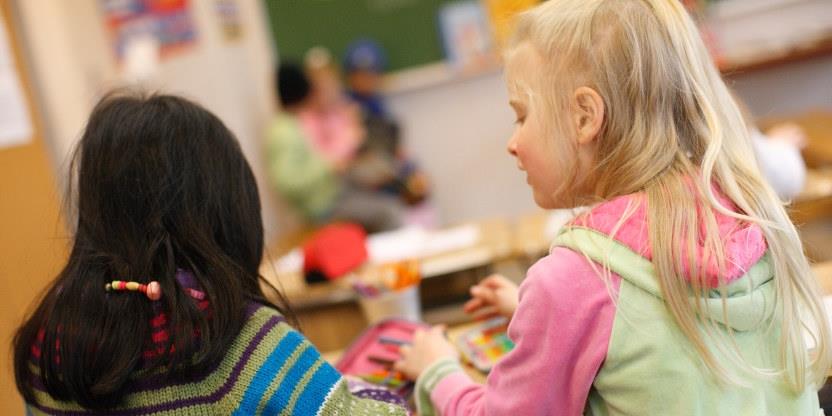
[507,135,518,157]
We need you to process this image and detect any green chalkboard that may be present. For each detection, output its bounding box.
[265,0,459,72]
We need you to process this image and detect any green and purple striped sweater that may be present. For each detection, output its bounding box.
[25,303,408,415]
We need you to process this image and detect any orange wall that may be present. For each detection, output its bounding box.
[0,0,67,412]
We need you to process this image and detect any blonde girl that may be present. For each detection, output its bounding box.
[394,1,832,415]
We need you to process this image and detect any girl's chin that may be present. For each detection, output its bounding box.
[532,190,556,210]
[533,189,584,210]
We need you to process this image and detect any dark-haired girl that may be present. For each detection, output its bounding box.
[14,92,406,415]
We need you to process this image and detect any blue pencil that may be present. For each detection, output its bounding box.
[378,336,410,346]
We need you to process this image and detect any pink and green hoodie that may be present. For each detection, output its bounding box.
[416,193,822,415]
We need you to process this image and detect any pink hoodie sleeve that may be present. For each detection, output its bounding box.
[423,247,621,416]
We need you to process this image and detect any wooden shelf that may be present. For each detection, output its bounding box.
[382,60,503,95]
[719,34,832,75]
[381,26,832,92]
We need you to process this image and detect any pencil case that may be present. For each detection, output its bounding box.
[335,318,428,398]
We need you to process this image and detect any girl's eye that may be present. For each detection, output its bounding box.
[514,117,525,125]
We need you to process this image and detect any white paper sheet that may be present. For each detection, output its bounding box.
[0,18,32,149]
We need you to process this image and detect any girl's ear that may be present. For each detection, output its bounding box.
[571,86,605,145]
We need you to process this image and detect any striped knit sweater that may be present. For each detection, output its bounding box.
[25,274,408,415]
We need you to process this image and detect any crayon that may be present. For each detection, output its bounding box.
[378,336,410,346]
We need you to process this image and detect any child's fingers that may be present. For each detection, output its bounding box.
[412,329,426,344]
[398,345,412,357]
[392,359,406,375]
[393,345,410,376]
[463,297,484,313]
[478,275,500,287]
[470,306,498,321]
[471,286,497,305]
[480,274,510,288]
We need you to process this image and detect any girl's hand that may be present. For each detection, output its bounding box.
[463,274,519,320]
[394,326,458,380]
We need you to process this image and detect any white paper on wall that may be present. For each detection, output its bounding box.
[0,18,32,150]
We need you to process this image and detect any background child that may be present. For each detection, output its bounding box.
[343,39,389,119]
[303,46,366,170]
[394,1,831,415]
[751,121,808,200]
[266,62,405,232]
[731,92,809,200]
[13,92,406,415]
[305,46,431,207]
[340,40,434,209]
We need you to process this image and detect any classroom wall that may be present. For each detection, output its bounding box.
[729,56,832,118]
[14,0,290,238]
[709,0,832,118]
[387,72,537,225]
[386,57,832,226]
[13,0,832,236]
[709,0,831,61]
[386,0,832,225]
[1,1,67,412]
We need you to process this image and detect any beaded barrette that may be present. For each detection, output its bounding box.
[105,280,162,301]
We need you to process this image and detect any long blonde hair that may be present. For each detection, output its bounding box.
[510,0,831,390]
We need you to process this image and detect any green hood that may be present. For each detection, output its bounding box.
[555,227,776,332]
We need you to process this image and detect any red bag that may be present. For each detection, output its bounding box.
[303,223,368,281]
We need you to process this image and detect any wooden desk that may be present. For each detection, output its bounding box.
[791,169,832,226]
[773,112,832,254]
[760,111,832,170]
[808,262,832,380]
[512,210,550,260]
[511,167,832,260]
[261,218,513,310]
[259,218,513,351]
[313,261,832,403]
[798,169,832,203]
[511,209,580,262]
[321,261,832,385]
[813,261,832,295]
[719,35,832,76]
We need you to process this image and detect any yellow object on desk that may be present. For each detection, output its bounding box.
[353,259,421,296]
